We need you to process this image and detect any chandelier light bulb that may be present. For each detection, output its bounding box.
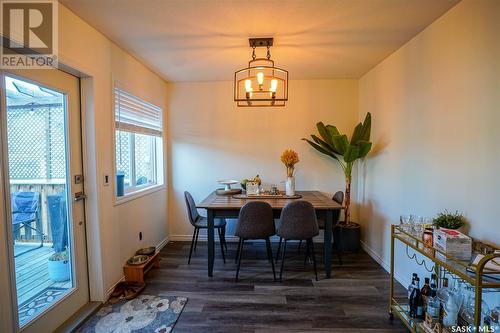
[257,72,264,86]
[270,79,278,92]
[245,79,252,92]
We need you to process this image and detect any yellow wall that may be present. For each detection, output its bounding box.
[167,79,358,238]
[357,0,500,286]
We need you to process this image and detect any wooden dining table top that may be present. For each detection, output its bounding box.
[197,190,343,210]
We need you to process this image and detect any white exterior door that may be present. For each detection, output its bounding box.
[0,68,89,332]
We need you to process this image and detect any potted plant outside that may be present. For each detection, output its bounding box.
[48,248,70,282]
[303,113,372,251]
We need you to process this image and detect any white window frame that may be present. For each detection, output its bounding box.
[113,85,164,204]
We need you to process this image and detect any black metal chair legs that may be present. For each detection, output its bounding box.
[279,238,318,282]
[188,226,226,264]
[235,237,276,282]
[217,227,226,263]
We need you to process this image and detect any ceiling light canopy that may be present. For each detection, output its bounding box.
[234,38,288,107]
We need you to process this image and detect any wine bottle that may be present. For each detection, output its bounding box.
[426,283,440,319]
[421,277,431,315]
[430,273,438,288]
[409,277,423,318]
[408,273,418,300]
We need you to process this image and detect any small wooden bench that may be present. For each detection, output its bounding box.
[123,251,160,283]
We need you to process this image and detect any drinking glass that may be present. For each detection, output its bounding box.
[411,215,424,236]
[423,217,433,227]
[400,215,411,233]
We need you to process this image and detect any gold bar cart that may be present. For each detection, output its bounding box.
[389,225,500,332]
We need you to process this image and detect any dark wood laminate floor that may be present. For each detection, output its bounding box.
[145,241,408,333]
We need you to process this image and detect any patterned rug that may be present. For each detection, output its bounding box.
[77,295,188,333]
[18,287,68,326]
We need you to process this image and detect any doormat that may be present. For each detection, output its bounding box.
[77,294,188,333]
[18,287,68,326]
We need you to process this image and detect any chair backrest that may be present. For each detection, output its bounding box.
[184,191,200,226]
[235,201,275,239]
[11,192,40,225]
[278,200,319,240]
[332,191,344,205]
[332,190,344,225]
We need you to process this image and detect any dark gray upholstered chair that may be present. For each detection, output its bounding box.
[234,201,276,281]
[317,191,344,264]
[281,191,344,265]
[184,191,227,264]
[277,200,319,281]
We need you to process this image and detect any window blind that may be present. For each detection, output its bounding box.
[114,87,163,137]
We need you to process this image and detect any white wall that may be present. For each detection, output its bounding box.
[357,0,500,289]
[168,80,358,238]
[59,4,168,299]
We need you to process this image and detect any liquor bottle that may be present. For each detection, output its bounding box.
[426,283,440,319]
[421,277,431,315]
[416,286,425,319]
[437,278,460,327]
[410,277,423,318]
[430,273,438,286]
[408,273,418,300]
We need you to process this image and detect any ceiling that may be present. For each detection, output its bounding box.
[60,0,459,82]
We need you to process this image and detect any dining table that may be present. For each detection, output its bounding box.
[197,190,343,278]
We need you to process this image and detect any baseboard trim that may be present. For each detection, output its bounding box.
[105,236,170,300]
[360,240,410,288]
[156,236,169,251]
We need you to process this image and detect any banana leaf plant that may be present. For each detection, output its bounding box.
[302,113,372,226]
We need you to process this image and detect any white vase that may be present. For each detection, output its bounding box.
[285,176,295,196]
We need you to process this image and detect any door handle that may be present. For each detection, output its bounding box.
[74,192,87,202]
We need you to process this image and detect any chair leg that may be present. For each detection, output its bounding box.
[275,237,282,263]
[235,238,244,282]
[304,239,310,266]
[235,237,241,263]
[222,224,228,251]
[309,239,318,281]
[194,228,199,252]
[298,240,302,254]
[279,239,288,282]
[334,227,343,265]
[217,227,226,263]
[188,228,197,264]
[265,237,276,281]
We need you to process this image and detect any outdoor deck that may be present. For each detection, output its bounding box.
[14,243,71,306]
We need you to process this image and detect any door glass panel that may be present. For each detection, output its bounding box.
[4,75,74,327]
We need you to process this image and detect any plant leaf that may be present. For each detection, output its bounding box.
[357,141,372,158]
[326,125,340,137]
[331,134,349,155]
[350,123,364,145]
[311,135,339,154]
[316,122,335,150]
[361,112,371,141]
[302,139,339,160]
[344,145,360,163]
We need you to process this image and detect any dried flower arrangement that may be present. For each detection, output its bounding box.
[280,149,299,177]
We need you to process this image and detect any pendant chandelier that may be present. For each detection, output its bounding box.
[234,38,288,107]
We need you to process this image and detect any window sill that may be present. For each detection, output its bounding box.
[114,184,165,206]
